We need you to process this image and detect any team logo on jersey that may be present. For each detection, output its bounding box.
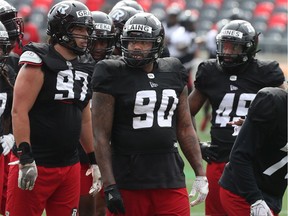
[220,30,243,38]
[94,23,111,31]
[76,10,91,17]
[125,24,152,34]
[147,73,155,79]
[229,75,237,81]
[149,81,158,88]
[230,85,238,91]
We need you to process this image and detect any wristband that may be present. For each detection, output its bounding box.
[87,152,97,164]
[17,142,34,165]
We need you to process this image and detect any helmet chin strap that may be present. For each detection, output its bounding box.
[58,35,86,55]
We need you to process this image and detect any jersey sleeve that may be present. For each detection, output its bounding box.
[260,60,285,87]
[194,61,209,92]
[19,50,43,66]
[247,87,276,124]
[91,60,116,95]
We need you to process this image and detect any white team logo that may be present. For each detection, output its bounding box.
[110,9,125,21]
[56,4,69,15]
[229,75,237,81]
[149,81,158,88]
[147,73,155,79]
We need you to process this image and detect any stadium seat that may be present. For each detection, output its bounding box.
[239,1,256,12]
[186,0,203,10]
[268,12,288,28]
[253,1,274,17]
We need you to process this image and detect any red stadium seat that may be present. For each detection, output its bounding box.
[254,2,274,17]
[85,0,105,11]
[268,12,288,28]
[32,0,53,12]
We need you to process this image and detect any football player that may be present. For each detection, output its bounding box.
[188,20,286,216]
[219,87,287,216]
[91,12,208,215]
[78,10,115,216]
[108,5,140,56]
[0,21,15,215]
[0,0,24,72]
[6,1,101,215]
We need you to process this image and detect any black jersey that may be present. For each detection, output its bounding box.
[194,59,285,162]
[92,57,189,189]
[0,65,15,135]
[219,87,287,214]
[19,43,94,167]
[7,52,20,74]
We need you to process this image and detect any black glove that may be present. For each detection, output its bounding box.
[199,142,219,163]
[104,184,125,214]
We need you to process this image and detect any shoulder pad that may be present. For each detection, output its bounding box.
[19,51,43,66]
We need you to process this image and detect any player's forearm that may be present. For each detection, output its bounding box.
[95,139,115,187]
[178,130,205,176]
[12,112,31,145]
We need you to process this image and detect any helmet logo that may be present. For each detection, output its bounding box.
[220,30,243,38]
[110,10,125,21]
[56,4,69,15]
[125,24,152,33]
[76,10,91,17]
[156,36,162,43]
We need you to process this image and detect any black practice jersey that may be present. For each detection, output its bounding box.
[92,57,189,189]
[7,52,20,73]
[219,87,287,213]
[19,43,94,167]
[194,59,285,162]
[0,65,15,135]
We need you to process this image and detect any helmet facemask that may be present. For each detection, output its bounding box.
[59,23,93,55]
[121,34,162,68]
[0,27,11,70]
[121,13,164,68]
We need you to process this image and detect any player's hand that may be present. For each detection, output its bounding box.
[104,184,125,214]
[189,176,209,207]
[228,118,245,126]
[18,161,38,190]
[0,134,15,156]
[251,200,273,216]
[199,142,218,163]
[86,164,103,196]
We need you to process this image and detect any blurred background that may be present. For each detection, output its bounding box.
[7,0,287,78]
